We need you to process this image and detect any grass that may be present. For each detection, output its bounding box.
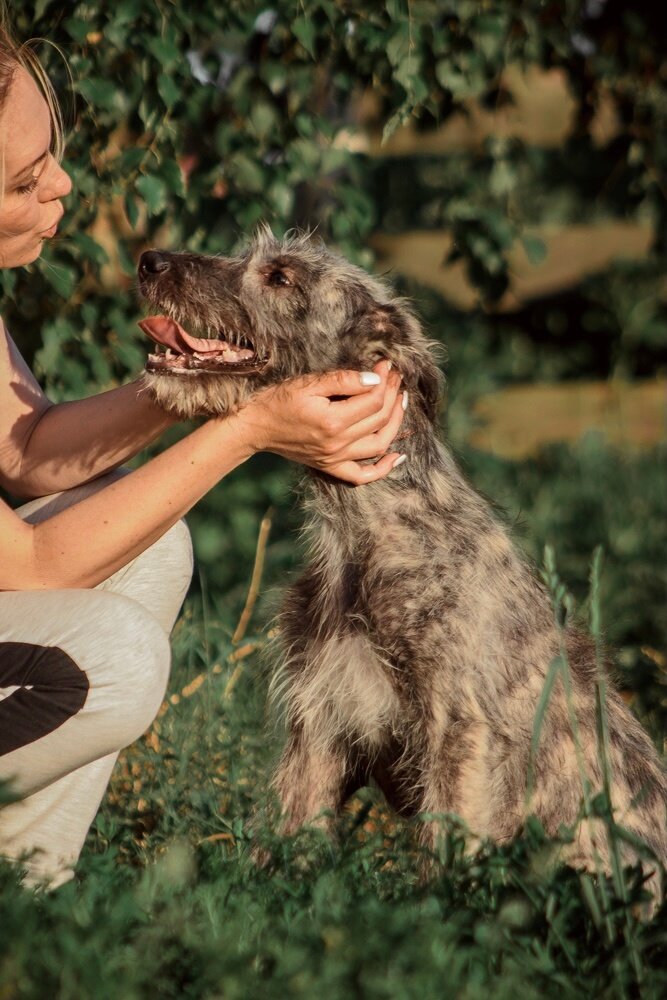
[1,444,666,998]
[2,282,666,997]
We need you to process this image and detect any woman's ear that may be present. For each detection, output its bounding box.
[339,300,444,424]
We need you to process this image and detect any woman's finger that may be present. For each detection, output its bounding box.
[326,451,406,486]
[304,366,388,400]
[337,377,404,446]
[327,370,401,433]
[341,393,406,461]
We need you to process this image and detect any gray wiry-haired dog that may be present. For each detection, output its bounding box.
[138,227,666,891]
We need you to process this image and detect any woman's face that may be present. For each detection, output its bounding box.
[0,65,71,268]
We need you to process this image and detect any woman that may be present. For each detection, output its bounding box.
[0,27,406,888]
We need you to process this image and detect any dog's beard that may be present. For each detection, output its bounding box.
[143,369,258,420]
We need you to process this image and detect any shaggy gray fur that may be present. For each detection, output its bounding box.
[139,227,666,893]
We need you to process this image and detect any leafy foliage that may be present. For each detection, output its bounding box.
[5,0,666,365]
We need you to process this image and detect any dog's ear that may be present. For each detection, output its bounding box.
[339,300,443,423]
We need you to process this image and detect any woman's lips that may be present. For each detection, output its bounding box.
[41,208,64,239]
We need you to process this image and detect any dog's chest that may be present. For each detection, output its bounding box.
[292,633,401,748]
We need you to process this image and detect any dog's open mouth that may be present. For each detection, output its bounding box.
[139,315,268,376]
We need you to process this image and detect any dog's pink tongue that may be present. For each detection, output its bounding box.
[138,315,226,353]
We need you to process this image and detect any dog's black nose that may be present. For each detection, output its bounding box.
[139,250,170,276]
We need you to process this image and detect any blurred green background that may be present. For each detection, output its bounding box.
[3,0,666,717]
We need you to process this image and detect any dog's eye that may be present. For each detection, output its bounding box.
[267,269,291,287]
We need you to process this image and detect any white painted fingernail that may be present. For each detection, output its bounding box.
[392,453,407,469]
[402,390,408,411]
[360,372,381,386]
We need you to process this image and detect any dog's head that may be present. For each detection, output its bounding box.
[138,226,442,421]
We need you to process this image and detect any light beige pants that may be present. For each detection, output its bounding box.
[0,471,193,888]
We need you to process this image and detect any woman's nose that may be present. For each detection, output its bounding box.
[38,154,72,202]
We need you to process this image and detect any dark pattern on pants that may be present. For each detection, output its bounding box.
[0,642,89,756]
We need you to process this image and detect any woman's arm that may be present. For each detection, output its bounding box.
[0,365,405,591]
[1,415,253,590]
[0,321,177,497]
[17,379,177,497]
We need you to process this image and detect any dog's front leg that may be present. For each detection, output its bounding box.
[418,715,492,859]
[272,723,351,837]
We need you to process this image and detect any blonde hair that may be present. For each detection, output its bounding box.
[0,5,67,197]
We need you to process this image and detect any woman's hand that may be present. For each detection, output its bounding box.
[232,360,407,485]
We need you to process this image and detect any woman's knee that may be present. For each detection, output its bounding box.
[100,518,194,635]
[159,517,194,585]
[80,596,173,749]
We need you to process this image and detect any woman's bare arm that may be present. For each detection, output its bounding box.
[0,321,177,497]
[0,415,254,590]
[17,379,178,496]
[0,366,405,591]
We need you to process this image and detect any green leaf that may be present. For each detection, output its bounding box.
[489,160,516,197]
[117,239,139,278]
[321,147,349,175]
[64,17,92,43]
[115,0,143,22]
[147,35,180,68]
[387,27,409,67]
[435,60,483,98]
[527,653,562,800]
[249,102,278,141]
[138,92,161,131]
[579,874,603,929]
[158,159,186,198]
[76,76,120,111]
[42,262,77,299]
[34,318,76,373]
[0,270,16,298]
[267,181,294,218]
[118,148,148,172]
[261,61,287,95]
[33,0,53,18]
[136,174,168,216]
[82,340,113,384]
[288,138,322,176]
[382,104,411,143]
[472,12,508,62]
[124,193,139,229]
[158,73,181,110]
[522,235,548,266]
[226,153,266,194]
[70,233,110,268]
[292,18,317,59]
